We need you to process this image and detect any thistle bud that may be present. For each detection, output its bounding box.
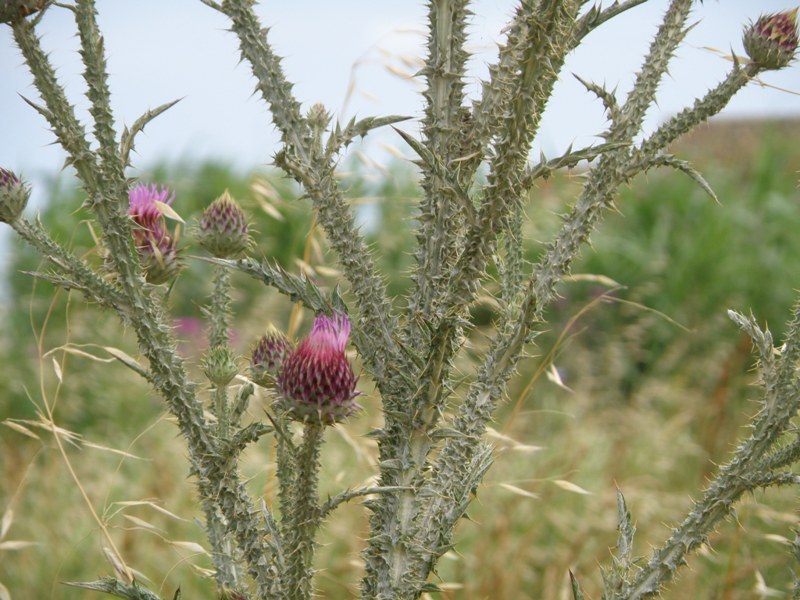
[202,345,239,387]
[128,183,182,284]
[276,313,359,425]
[250,325,292,386]
[743,8,799,70]
[307,102,332,131]
[196,190,251,258]
[0,168,30,224]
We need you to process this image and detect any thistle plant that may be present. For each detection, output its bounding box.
[2,1,800,599]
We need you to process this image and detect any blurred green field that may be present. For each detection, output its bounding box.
[1,120,799,599]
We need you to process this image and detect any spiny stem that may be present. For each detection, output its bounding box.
[214,385,230,440]
[209,264,232,348]
[283,422,324,600]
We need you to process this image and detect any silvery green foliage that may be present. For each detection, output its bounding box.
[2,0,799,598]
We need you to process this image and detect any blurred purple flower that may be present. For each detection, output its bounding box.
[128,183,180,284]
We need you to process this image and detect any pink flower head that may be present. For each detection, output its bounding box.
[129,183,173,220]
[127,183,180,284]
[276,312,359,424]
[307,311,351,354]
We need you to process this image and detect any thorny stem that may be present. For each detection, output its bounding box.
[12,9,281,597]
[214,385,230,439]
[618,300,800,598]
[409,0,471,335]
[10,217,128,314]
[209,265,233,348]
[204,248,244,591]
[283,422,324,600]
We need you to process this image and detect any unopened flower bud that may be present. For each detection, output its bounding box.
[202,345,239,387]
[196,190,252,258]
[743,8,799,70]
[128,183,182,284]
[250,325,292,386]
[276,313,359,425]
[0,168,30,224]
[307,102,332,131]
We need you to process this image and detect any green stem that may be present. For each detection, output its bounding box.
[209,265,232,348]
[214,385,230,440]
[283,422,324,600]
[205,265,240,589]
[11,217,128,313]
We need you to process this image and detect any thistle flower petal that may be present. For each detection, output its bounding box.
[276,313,359,425]
[128,183,181,284]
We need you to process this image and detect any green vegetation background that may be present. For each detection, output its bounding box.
[1,121,799,598]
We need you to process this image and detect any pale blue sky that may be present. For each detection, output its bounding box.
[1,1,799,183]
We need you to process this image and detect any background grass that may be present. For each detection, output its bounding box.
[1,119,799,599]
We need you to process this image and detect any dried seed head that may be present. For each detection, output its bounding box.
[743,8,799,70]
[250,325,293,386]
[0,168,30,224]
[202,345,239,387]
[276,313,359,425]
[128,183,181,284]
[196,190,252,258]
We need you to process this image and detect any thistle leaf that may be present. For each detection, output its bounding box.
[569,570,586,600]
[119,98,182,167]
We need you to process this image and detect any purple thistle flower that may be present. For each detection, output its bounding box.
[129,183,174,221]
[197,190,251,258]
[744,8,799,70]
[0,168,20,187]
[0,167,30,223]
[250,325,293,386]
[128,183,181,284]
[276,313,359,425]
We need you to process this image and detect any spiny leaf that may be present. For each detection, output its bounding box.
[64,577,161,599]
[655,154,720,204]
[120,99,182,167]
[615,487,636,566]
[569,570,586,600]
[352,115,411,138]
